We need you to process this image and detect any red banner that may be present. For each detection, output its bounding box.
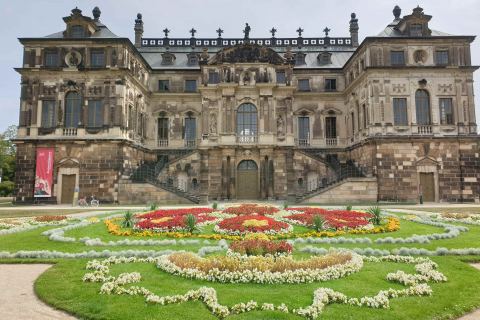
[34,148,54,198]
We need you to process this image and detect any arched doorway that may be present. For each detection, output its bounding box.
[237,160,258,199]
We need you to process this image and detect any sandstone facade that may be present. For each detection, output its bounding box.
[12,6,479,204]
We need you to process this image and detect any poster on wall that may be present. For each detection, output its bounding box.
[34,148,54,197]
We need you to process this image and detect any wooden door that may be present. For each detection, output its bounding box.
[237,160,258,200]
[419,172,435,202]
[61,174,76,204]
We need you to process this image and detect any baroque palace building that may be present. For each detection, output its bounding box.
[13,5,479,204]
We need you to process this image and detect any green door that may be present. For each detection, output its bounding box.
[237,160,258,200]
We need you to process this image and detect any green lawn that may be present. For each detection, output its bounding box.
[0,208,118,219]
[0,208,479,319]
[413,207,480,215]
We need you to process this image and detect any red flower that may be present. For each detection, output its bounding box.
[230,239,293,256]
[217,215,290,233]
[135,207,215,231]
[285,208,372,229]
[223,204,279,216]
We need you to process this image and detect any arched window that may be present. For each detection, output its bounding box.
[415,89,431,125]
[65,92,81,128]
[238,160,258,171]
[237,103,257,142]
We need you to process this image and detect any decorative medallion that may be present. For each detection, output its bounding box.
[65,50,82,67]
[413,50,427,63]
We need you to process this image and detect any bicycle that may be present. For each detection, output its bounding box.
[78,195,100,207]
[90,195,100,207]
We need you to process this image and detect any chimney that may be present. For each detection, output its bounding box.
[134,13,144,48]
[349,13,359,47]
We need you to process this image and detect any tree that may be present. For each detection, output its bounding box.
[0,125,17,195]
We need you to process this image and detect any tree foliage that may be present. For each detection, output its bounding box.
[0,125,17,195]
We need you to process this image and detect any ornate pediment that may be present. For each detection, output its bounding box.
[208,44,287,65]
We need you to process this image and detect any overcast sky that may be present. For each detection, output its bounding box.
[0,0,478,132]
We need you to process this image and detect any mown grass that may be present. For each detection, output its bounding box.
[33,256,480,320]
[0,209,479,319]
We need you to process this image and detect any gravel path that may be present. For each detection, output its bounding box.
[0,264,76,319]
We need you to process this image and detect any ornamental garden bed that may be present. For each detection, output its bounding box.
[1,203,480,320]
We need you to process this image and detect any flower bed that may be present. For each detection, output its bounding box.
[284,208,373,229]
[156,251,362,284]
[223,204,279,216]
[214,215,292,236]
[34,215,67,222]
[135,208,216,232]
[104,216,399,240]
[229,239,293,256]
[82,253,447,319]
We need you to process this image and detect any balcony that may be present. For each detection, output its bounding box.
[295,138,310,147]
[325,137,338,146]
[417,125,433,134]
[184,140,196,148]
[236,135,258,144]
[62,128,77,136]
[157,139,169,148]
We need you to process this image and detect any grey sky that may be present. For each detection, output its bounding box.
[0,0,478,132]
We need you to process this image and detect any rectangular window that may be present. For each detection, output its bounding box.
[158,80,170,92]
[390,51,405,66]
[87,100,103,128]
[298,79,310,92]
[410,24,423,37]
[90,49,105,68]
[435,50,449,66]
[158,117,169,140]
[439,98,454,125]
[351,112,355,134]
[325,78,337,91]
[184,118,196,141]
[185,80,197,92]
[393,98,408,125]
[325,117,337,138]
[208,71,220,84]
[298,117,310,140]
[44,50,58,67]
[276,71,286,84]
[41,100,56,128]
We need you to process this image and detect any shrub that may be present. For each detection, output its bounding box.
[313,214,326,232]
[345,205,353,211]
[0,181,14,196]
[121,211,135,228]
[283,202,289,209]
[149,202,158,211]
[212,202,218,210]
[184,214,198,233]
[368,206,382,225]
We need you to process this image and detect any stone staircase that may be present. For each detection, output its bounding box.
[125,150,200,204]
[295,150,367,203]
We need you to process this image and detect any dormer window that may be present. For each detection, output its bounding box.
[208,71,219,84]
[161,52,175,65]
[317,52,332,65]
[295,53,306,66]
[187,53,198,66]
[70,25,85,38]
[410,24,423,37]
